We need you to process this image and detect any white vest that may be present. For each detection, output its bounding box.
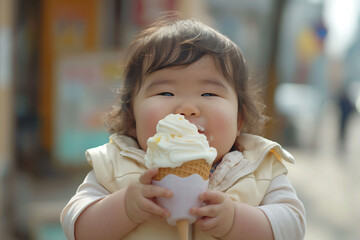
[86,133,293,240]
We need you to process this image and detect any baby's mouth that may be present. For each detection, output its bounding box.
[193,123,214,142]
[193,123,205,134]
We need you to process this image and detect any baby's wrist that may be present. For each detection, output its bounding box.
[123,186,143,225]
[219,199,237,239]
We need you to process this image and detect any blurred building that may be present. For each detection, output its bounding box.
[0,0,359,239]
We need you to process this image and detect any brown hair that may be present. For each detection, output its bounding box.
[105,13,267,137]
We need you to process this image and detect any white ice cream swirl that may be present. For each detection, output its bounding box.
[145,114,217,169]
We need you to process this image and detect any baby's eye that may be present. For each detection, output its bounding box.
[201,93,217,97]
[158,92,174,96]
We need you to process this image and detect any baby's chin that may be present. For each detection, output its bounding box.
[137,138,149,152]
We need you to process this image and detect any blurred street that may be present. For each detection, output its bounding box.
[1,0,360,239]
[286,100,360,240]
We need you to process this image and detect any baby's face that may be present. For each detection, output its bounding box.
[132,55,241,162]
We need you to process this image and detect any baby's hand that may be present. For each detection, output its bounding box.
[190,190,235,238]
[125,168,172,223]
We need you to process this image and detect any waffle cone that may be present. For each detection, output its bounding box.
[153,159,211,181]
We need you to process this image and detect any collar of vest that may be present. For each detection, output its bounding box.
[109,134,146,166]
[209,134,294,191]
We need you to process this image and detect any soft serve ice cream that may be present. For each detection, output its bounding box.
[145,113,217,169]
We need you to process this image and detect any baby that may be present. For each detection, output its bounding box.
[61,13,306,240]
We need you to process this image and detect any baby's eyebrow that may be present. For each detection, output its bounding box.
[200,79,229,91]
[143,79,173,90]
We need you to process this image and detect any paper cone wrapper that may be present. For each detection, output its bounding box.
[152,174,209,226]
[153,159,211,181]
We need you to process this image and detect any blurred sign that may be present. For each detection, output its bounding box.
[54,51,123,166]
[40,0,99,152]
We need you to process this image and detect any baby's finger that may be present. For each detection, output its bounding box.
[195,216,218,232]
[142,184,172,199]
[139,198,170,218]
[191,204,220,217]
[200,190,226,204]
[139,168,158,185]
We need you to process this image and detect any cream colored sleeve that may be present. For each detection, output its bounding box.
[258,174,306,240]
[60,170,109,240]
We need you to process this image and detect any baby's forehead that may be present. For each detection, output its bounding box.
[140,60,235,92]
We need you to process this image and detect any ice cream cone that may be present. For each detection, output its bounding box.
[154,159,211,181]
[176,219,189,240]
[145,114,216,237]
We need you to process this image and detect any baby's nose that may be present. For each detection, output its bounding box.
[175,103,200,117]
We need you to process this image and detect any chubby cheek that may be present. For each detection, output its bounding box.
[134,105,167,151]
[135,115,157,151]
[207,113,238,161]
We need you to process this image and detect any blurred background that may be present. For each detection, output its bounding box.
[1,0,360,239]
